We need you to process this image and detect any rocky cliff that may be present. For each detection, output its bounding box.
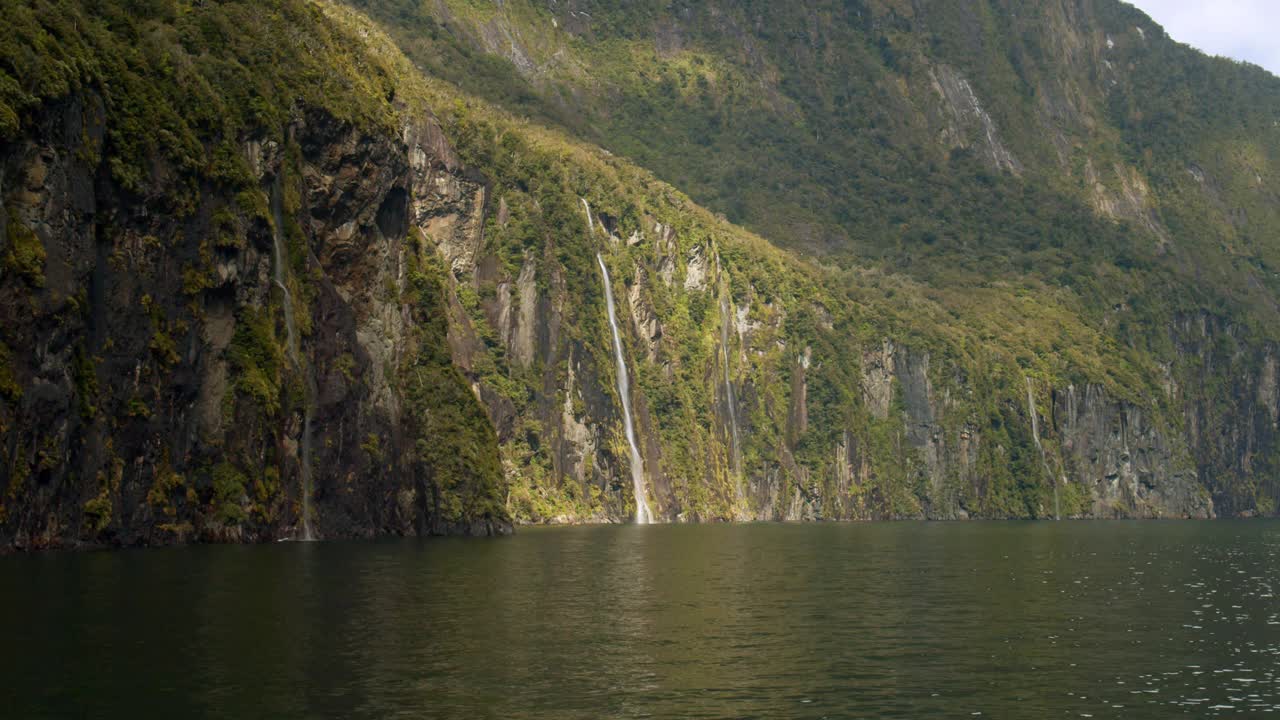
[1,0,1278,550]
[0,0,509,549]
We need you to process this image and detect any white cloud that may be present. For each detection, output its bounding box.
[1128,0,1280,76]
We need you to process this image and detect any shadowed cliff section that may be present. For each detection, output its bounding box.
[0,0,509,549]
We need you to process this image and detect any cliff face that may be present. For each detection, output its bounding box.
[449,223,1221,522]
[1,99,511,548]
[0,2,509,549]
[1,0,1278,551]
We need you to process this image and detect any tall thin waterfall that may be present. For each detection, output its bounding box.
[720,288,742,476]
[1026,377,1060,521]
[271,179,315,541]
[596,252,654,524]
[580,197,595,235]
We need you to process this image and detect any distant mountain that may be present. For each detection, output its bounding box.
[1,0,1277,549]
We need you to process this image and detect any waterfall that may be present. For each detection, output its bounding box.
[720,288,742,477]
[580,197,595,235]
[271,179,316,541]
[1026,377,1059,521]
[597,253,654,524]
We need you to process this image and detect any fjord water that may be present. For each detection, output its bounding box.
[3,523,1279,718]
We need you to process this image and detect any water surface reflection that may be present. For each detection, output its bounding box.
[3,521,1278,717]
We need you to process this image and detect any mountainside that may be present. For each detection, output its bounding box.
[352,1,1280,270]
[1,0,1278,549]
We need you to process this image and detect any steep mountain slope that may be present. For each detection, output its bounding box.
[0,0,1276,550]
[348,1,1279,269]
[343,0,1280,518]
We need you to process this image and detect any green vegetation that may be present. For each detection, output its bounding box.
[83,460,122,535]
[344,0,1280,361]
[226,307,284,418]
[348,0,1280,327]
[251,467,281,524]
[0,0,405,212]
[4,212,45,287]
[333,0,1280,518]
[401,232,507,525]
[71,345,98,419]
[146,451,185,519]
[329,0,1159,519]
[0,343,21,404]
[211,463,249,525]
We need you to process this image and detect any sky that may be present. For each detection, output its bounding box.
[1128,1,1280,76]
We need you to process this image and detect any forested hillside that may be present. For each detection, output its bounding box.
[343,0,1280,519]
[1,0,1277,549]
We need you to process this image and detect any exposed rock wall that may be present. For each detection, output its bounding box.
[3,96,1266,554]
[453,205,1231,523]
[0,95,510,550]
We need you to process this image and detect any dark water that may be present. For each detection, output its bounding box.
[3,522,1279,718]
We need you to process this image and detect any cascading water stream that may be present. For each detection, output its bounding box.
[271,179,316,541]
[1026,377,1060,521]
[593,240,654,524]
[580,197,595,235]
[720,288,742,478]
